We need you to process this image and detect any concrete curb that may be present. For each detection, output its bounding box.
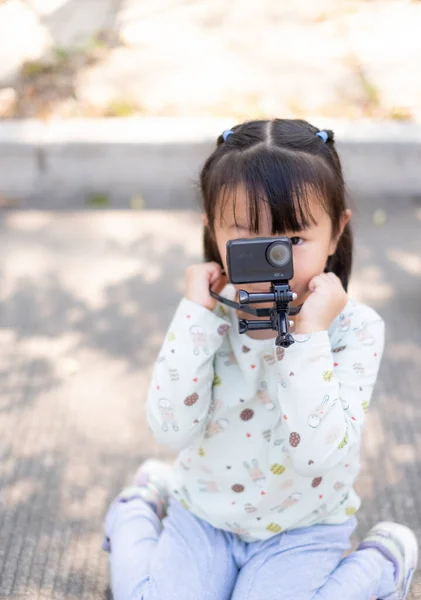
[0,117,420,209]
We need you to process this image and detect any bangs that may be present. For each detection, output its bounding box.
[206,147,338,235]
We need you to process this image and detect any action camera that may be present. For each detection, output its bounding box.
[209,236,299,348]
[226,237,294,284]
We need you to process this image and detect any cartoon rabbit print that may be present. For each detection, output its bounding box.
[257,381,275,411]
[158,398,179,432]
[198,479,221,493]
[205,418,229,438]
[310,502,329,521]
[271,492,302,513]
[189,325,210,355]
[208,398,223,416]
[354,321,375,346]
[339,313,353,332]
[244,459,266,488]
[217,350,237,366]
[225,522,251,538]
[308,395,337,428]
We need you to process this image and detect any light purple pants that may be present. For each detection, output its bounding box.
[103,495,397,600]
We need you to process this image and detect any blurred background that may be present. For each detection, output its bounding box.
[1,0,421,120]
[0,1,420,599]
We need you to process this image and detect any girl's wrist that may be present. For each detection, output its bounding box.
[184,293,215,311]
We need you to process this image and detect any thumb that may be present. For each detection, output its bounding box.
[308,275,322,293]
[208,263,223,285]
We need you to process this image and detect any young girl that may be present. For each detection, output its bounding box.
[103,119,418,600]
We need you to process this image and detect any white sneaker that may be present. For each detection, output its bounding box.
[358,521,419,599]
[102,459,173,553]
[132,458,173,520]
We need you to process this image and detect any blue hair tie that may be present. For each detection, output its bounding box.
[316,131,328,143]
[222,130,234,141]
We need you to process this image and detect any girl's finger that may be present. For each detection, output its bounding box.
[326,272,339,284]
[308,274,325,291]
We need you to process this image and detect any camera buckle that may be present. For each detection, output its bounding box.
[238,281,295,348]
[209,281,300,349]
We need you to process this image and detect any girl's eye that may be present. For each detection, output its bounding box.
[290,237,304,246]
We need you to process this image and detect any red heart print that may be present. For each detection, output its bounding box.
[193,378,198,382]
[186,314,191,319]
[283,415,288,420]
[351,416,356,421]
[251,364,256,369]
[334,362,339,367]
[319,495,323,499]
[232,501,236,505]
[261,491,266,495]
[156,385,160,390]
[246,433,252,438]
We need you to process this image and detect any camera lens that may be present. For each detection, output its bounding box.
[266,241,291,268]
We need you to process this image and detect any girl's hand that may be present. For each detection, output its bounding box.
[294,273,348,334]
[185,262,228,311]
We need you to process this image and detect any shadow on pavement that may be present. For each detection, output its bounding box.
[0,194,420,598]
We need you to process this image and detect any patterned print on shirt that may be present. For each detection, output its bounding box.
[158,398,179,432]
[271,492,302,513]
[354,321,375,346]
[257,381,275,411]
[205,418,229,438]
[307,395,337,428]
[244,459,266,488]
[189,325,210,355]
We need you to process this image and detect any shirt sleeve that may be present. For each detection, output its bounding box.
[146,297,231,450]
[274,305,385,477]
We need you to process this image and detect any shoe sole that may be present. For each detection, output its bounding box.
[371,521,418,599]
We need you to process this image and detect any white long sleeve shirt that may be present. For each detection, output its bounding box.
[146,285,385,541]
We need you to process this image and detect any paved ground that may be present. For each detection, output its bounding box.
[0,0,421,120]
[0,193,420,598]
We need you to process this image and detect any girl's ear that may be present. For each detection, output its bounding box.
[328,209,352,255]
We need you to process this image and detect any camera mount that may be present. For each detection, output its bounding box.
[209,281,302,348]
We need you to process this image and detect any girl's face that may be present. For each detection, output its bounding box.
[207,187,350,306]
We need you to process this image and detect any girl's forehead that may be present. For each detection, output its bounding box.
[216,186,327,228]
[216,186,265,222]
[220,191,256,221]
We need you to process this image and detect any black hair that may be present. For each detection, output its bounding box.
[200,119,353,290]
